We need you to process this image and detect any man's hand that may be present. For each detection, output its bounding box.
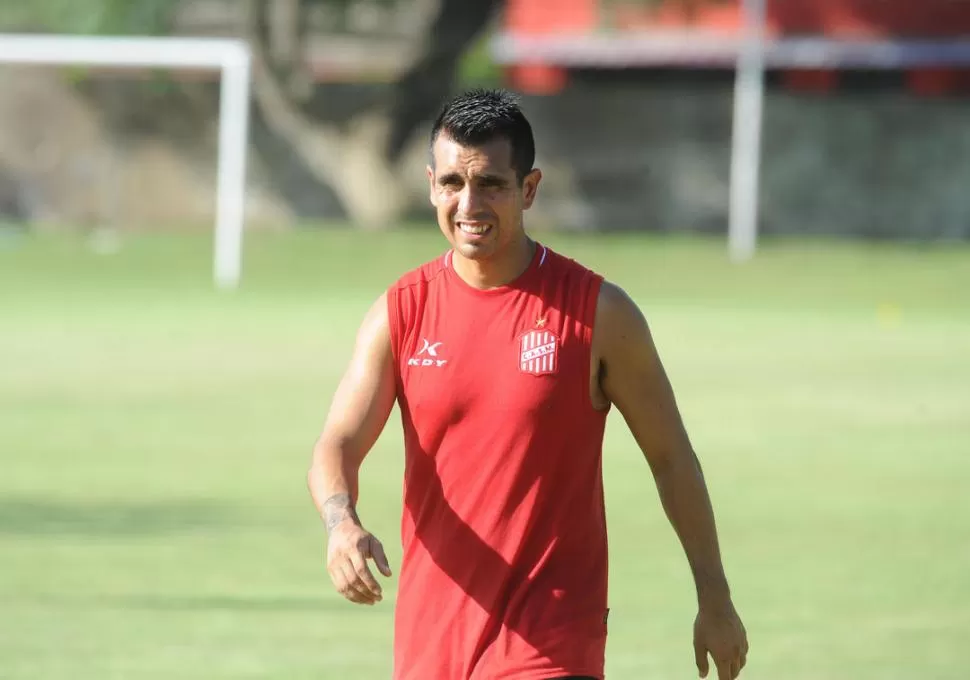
[323,494,393,605]
[693,600,748,679]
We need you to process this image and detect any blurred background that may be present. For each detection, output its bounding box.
[1,2,968,679]
[2,0,968,238]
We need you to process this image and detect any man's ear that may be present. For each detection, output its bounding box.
[522,168,542,210]
[427,165,437,207]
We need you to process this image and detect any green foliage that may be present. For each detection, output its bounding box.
[0,0,409,35]
[0,0,174,35]
[457,31,502,88]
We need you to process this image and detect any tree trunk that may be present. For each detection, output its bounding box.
[247,0,408,228]
[246,0,505,227]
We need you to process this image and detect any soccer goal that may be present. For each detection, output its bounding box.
[0,33,252,290]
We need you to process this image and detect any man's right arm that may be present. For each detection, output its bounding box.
[307,293,397,604]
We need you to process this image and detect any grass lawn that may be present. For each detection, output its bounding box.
[1,226,968,679]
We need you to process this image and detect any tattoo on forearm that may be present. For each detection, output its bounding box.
[323,493,359,533]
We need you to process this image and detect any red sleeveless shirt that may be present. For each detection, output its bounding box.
[386,243,610,679]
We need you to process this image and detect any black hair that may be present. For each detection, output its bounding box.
[429,88,536,183]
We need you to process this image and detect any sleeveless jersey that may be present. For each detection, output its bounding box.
[386,243,610,680]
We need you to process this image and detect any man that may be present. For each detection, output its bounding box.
[308,88,748,680]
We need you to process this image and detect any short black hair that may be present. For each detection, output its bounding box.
[430,88,536,183]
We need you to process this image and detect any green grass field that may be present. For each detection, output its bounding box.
[1,226,968,679]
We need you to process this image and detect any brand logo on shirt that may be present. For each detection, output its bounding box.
[408,338,447,367]
[417,339,443,357]
[518,329,558,376]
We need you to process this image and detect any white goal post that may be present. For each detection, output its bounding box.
[0,33,252,289]
[728,0,767,263]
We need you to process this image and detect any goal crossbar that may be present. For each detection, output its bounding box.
[0,33,252,289]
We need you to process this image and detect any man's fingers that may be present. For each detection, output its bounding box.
[326,532,393,605]
[336,561,369,603]
[348,551,383,599]
[337,561,376,605]
[715,657,732,680]
[694,638,709,678]
[342,585,369,605]
[731,658,741,679]
[369,537,393,577]
[329,565,362,603]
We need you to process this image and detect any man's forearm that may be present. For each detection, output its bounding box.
[654,450,731,608]
[308,438,364,533]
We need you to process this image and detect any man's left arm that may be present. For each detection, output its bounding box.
[594,281,748,680]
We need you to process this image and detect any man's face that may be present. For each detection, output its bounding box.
[427,132,541,261]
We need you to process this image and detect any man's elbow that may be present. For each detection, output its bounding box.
[313,431,361,465]
[309,433,366,484]
[649,444,703,483]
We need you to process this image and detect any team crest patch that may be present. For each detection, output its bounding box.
[518,328,559,376]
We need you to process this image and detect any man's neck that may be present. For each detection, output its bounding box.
[453,238,536,290]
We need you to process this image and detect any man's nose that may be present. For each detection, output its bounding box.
[458,185,485,215]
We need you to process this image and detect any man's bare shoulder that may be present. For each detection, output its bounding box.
[589,280,654,407]
[594,279,649,341]
[360,292,390,335]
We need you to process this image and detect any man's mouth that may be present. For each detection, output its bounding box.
[458,222,491,236]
